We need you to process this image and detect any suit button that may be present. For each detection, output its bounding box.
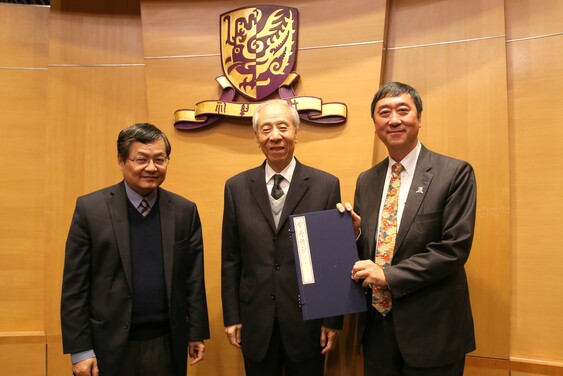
[123,321,129,330]
[271,293,276,301]
[274,264,280,270]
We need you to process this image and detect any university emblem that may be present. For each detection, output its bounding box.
[174,5,347,130]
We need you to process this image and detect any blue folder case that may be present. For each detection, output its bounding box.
[289,209,367,320]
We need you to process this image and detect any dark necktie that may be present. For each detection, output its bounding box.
[271,174,284,200]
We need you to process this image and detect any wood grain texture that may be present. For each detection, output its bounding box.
[507,33,563,364]
[382,3,511,361]
[49,0,145,65]
[44,1,149,374]
[386,0,506,47]
[0,4,49,68]
[140,1,387,374]
[0,0,562,375]
[0,5,48,347]
[505,0,563,40]
[0,341,46,376]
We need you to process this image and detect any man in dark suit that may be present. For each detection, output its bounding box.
[221,99,342,376]
[339,82,476,375]
[61,123,210,376]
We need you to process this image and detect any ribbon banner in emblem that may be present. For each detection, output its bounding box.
[174,5,347,130]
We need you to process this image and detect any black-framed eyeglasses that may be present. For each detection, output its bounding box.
[128,156,170,167]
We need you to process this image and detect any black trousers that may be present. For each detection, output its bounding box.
[118,333,175,376]
[243,318,325,376]
[363,308,465,376]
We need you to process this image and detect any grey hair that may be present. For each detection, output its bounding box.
[252,99,300,131]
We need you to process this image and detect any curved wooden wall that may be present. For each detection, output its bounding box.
[380,2,512,375]
[139,1,385,374]
[0,4,48,376]
[43,0,149,374]
[0,0,561,375]
[505,0,563,374]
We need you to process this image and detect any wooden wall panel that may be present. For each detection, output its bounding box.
[0,4,49,68]
[511,361,563,376]
[0,0,560,375]
[140,0,384,57]
[48,0,144,65]
[465,356,510,376]
[45,0,149,374]
[0,337,46,376]
[506,0,563,365]
[0,5,49,375]
[0,71,47,333]
[140,1,386,374]
[386,0,505,47]
[0,3,48,333]
[45,65,150,375]
[382,0,511,365]
[505,0,563,39]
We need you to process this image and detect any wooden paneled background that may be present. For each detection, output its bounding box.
[0,0,561,375]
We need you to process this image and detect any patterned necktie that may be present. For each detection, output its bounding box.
[138,199,150,217]
[271,174,284,200]
[372,162,404,316]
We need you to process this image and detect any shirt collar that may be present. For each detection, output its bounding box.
[388,141,421,177]
[265,157,296,183]
[123,182,158,209]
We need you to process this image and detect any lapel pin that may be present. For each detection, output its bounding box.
[415,187,424,194]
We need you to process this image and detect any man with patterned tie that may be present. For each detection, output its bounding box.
[222,99,342,375]
[61,123,210,376]
[338,82,476,375]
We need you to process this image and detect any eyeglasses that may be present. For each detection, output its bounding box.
[128,156,170,167]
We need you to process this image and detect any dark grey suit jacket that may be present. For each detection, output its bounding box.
[355,145,476,368]
[221,159,343,363]
[61,182,209,376]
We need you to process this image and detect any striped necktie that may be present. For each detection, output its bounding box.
[138,199,150,217]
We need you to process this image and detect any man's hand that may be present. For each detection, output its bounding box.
[320,326,338,355]
[72,357,98,376]
[225,324,242,348]
[336,202,361,238]
[188,341,206,365]
[352,259,387,288]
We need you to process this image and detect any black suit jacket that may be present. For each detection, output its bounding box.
[355,145,476,368]
[61,182,209,376]
[221,159,343,363]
